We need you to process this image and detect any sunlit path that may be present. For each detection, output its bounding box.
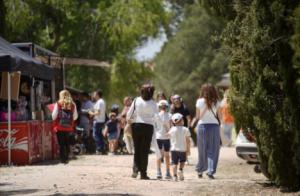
[1,147,293,196]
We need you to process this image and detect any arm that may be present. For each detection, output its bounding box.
[186,136,191,155]
[126,100,135,121]
[217,104,223,124]
[73,104,78,120]
[88,109,100,117]
[186,128,191,155]
[117,121,121,138]
[187,114,192,128]
[103,125,108,137]
[51,103,58,120]
[89,100,101,117]
[195,108,200,120]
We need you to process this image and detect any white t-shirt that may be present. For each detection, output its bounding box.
[126,97,158,126]
[196,98,220,125]
[156,111,172,140]
[93,98,106,123]
[169,126,191,152]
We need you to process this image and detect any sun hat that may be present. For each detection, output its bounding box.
[158,99,169,107]
[171,113,183,124]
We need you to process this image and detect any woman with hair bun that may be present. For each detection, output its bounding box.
[126,84,158,180]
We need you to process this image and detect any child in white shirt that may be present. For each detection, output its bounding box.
[156,100,172,179]
[169,113,191,181]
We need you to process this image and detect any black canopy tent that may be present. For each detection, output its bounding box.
[0,36,54,80]
[0,36,54,166]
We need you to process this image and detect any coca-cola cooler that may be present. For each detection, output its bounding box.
[51,129,60,160]
[0,121,43,165]
[42,121,53,160]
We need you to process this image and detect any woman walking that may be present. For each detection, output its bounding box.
[195,84,221,179]
[127,84,158,180]
[52,90,78,164]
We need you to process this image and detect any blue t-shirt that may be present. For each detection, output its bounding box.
[106,120,118,133]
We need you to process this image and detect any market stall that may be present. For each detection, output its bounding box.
[0,36,57,165]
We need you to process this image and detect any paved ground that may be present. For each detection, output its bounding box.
[0,147,299,196]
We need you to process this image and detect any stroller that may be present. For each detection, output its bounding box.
[69,126,85,155]
[70,126,96,155]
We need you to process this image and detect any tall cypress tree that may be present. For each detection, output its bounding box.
[222,0,300,189]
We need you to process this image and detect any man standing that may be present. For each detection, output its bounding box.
[79,92,94,153]
[170,95,196,145]
[89,90,106,154]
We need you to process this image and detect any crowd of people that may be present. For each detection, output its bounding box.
[52,83,234,181]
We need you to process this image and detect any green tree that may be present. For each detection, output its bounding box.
[219,0,300,189]
[154,2,228,112]
[3,0,170,105]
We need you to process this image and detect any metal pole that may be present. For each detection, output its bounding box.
[62,58,66,89]
[7,72,11,166]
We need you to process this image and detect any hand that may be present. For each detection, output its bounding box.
[186,150,191,156]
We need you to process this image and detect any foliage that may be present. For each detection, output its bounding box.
[154,2,228,113]
[218,0,300,189]
[1,0,169,105]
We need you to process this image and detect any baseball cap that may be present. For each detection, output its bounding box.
[171,113,183,124]
[172,94,181,100]
[158,100,169,107]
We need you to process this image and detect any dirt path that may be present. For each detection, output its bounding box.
[0,147,299,196]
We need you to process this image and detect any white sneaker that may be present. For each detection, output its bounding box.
[173,175,178,181]
[178,170,184,181]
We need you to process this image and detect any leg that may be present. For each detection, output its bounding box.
[207,124,220,175]
[156,140,163,179]
[98,123,105,152]
[173,164,178,178]
[223,123,233,146]
[56,132,66,163]
[139,124,153,177]
[132,124,142,174]
[92,122,101,152]
[124,135,133,154]
[171,151,179,180]
[65,132,71,161]
[108,140,113,152]
[163,140,171,175]
[189,127,197,146]
[196,124,208,174]
[164,151,171,173]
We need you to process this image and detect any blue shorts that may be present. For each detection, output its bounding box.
[157,139,171,152]
[171,151,186,165]
[108,131,118,140]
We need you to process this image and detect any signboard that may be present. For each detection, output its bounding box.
[0,72,21,101]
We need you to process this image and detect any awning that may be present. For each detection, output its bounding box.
[0,37,54,80]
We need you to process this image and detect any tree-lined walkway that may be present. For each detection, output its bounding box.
[1,147,296,196]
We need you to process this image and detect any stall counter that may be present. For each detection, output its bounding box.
[0,120,58,165]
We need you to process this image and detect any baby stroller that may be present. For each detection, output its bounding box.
[69,126,85,155]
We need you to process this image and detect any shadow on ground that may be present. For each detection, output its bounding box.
[50,194,141,196]
[0,189,40,196]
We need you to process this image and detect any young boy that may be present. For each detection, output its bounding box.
[103,112,120,155]
[156,100,172,179]
[169,113,191,181]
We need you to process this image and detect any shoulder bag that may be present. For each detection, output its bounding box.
[124,99,136,136]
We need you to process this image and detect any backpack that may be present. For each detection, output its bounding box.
[57,102,74,130]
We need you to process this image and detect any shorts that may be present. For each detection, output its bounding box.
[157,139,171,152]
[171,151,186,165]
[108,131,118,140]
